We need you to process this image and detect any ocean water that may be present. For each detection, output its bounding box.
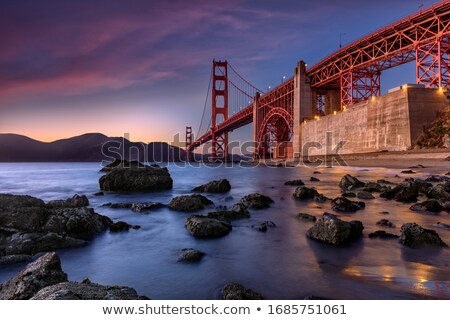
[0,162,449,299]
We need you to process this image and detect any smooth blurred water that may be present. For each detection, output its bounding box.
[0,162,449,299]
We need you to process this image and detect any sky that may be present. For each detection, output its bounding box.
[0,0,441,144]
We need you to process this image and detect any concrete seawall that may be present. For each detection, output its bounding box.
[301,86,449,155]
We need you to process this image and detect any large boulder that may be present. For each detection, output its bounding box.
[222,283,264,300]
[284,179,305,186]
[46,194,89,208]
[427,182,450,202]
[399,223,448,248]
[331,197,365,212]
[192,179,231,193]
[168,195,213,212]
[0,252,67,300]
[293,186,328,202]
[99,166,173,192]
[339,174,365,190]
[306,213,364,245]
[380,182,421,202]
[239,193,273,209]
[410,200,444,213]
[185,215,232,238]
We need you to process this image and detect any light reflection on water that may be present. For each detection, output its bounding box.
[0,162,449,299]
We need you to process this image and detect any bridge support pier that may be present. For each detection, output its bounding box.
[252,92,262,159]
[293,61,313,158]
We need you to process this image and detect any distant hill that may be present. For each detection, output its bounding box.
[0,133,186,162]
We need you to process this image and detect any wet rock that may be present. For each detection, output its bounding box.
[99,165,173,192]
[297,213,317,222]
[0,252,67,300]
[368,230,399,239]
[445,156,450,161]
[239,193,273,209]
[284,179,305,186]
[306,213,364,245]
[342,192,356,198]
[380,183,420,203]
[313,171,321,174]
[131,202,165,212]
[100,159,146,172]
[380,211,390,214]
[109,221,134,232]
[177,248,205,263]
[207,207,250,220]
[400,223,448,248]
[427,182,450,202]
[31,280,148,300]
[293,186,328,202]
[253,221,276,232]
[410,200,444,213]
[185,215,232,238]
[401,170,416,174]
[433,222,450,229]
[310,177,320,182]
[363,182,385,192]
[222,283,264,300]
[93,192,104,196]
[377,179,395,185]
[425,175,450,182]
[168,195,213,212]
[339,174,365,190]
[357,191,375,199]
[376,219,395,228]
[192,179,231,193]
[331,197,365,212]
[46,194,89,208]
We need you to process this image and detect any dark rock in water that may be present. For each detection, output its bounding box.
[331,197,365,212]
[342,192,356,198]
[208,203,250,220]
[377,179,395,185]
[131,202,165,212]
[102,202,132,209]
[293,186,328,202]
[239,193,273,209]
[339,174,365,190]
[380,183,420,203]
[192,179,231,193]
[357,191,375,199]
[410,200,444,213]
[433,222,450,229]
[363,182,385,192]
[425,175,450,182]
[306,213,364,245]
[313,171,321,174]
[445,172,450,176]
[31,280,148,300]
[376,219,395,228]
[168,195,213,212]
[99,165,173,192]
[109,221,135,232]
[100,159,146,172]
[253,221,276,232]
[93,192,104,196]
[177,248,205,263]
[0,252,67,300]
[379,211,390,214]
[297,213,317,222]
[427,182,450,202]
[400,223,448,248]
[222,283,264,300]
[185,215,232,238]
[368,230,399,239]
[445,156,450,161]
[284,179,305,186]
[46,194,89,208]
[401,170,416,174]
[310,177,320,182]
[408,166,419,169]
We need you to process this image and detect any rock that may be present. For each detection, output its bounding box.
[339,174,365,190]
[230,203,250,216]
[368,230,399,239]
[185,215,232,238]
[380,211,390,214]
[222,283,264,300]
[363,182,385,192]
[446,172,450,176]
[310,177,320,182]
[297,213,317,222]
[377,179,394,185]
[313,171,321,174]
[306,213,364,245]
[376,219,395,228]
[401,170,416,174]
[380,182,421,203]
[293,186,328,202]
[445,156,450,161]
[425,175,450,182]
[253,221,276,232]
[400,223,448,248]
[284,179,305,186]
[168,195,213,212]
[433,222,450,229]
[410,200,444,213]
[239,193,273,209]
[342,192,356,198]
[99,165,173,192]
[46,194,89,208]
[109,221,134,232]
[207,205,250,220]
[0,252,67,299]
[427,182,450,202]
[100,159,146,172]
[31,281,148,300]
[331,197,365,212]
[102,203,133,209]
[93,192,104,196]
[131,202,165,212]
[357,191,375,199]
[192,179,231,193]
[177,248,205,263]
